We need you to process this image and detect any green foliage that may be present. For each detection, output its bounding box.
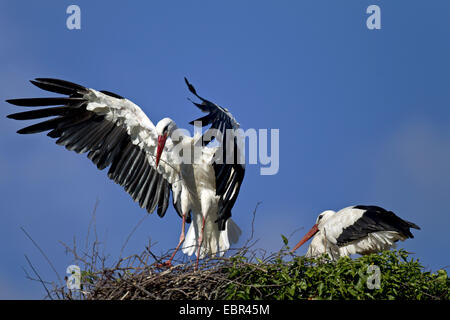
[81,270,98,285]
[223,249,449,300]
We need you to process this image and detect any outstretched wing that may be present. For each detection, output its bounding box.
[6,78,180,218]
[184,77,245,230]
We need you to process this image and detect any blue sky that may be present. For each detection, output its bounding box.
[1,1,450,299]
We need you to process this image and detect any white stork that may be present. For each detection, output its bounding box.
[6,77,245,267]
[291,205,420,260]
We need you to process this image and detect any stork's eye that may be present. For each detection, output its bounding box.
[318,215,323,220]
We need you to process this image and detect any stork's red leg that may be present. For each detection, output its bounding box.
[195,216,206,270]
[158,213,186,268]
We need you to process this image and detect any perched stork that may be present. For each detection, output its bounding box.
[6,77,245,267]
[291,205,420,260]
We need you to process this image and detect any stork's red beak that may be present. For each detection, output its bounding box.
[156,133,168,168]
[291,224,319,252]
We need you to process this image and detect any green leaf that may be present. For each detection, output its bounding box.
[281,234,289,246]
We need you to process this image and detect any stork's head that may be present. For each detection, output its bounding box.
[155,118,177,168]
[291,210,336,253]
[315,210,336,228]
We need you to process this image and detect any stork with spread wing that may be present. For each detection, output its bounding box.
[6,77,245,267]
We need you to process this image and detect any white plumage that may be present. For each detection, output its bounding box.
[7,77,245,267]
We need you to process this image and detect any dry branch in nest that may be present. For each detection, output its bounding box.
[52,241,280,300]
[23,201,273,300]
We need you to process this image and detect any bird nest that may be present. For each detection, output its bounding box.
[23,235,450,300]
[22,202,275,300]
[50,242,277,300]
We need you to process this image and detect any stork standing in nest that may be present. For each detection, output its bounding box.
[6,77,245,268]
[291,205,420,260]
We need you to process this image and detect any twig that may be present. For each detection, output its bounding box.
[20,226,62,285]
[250,201,261,241]
[24,254,53,300]
[85,198,100,251]
[120,213,150,259]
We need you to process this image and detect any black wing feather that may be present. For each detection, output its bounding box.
[185,77,245,230]
[7,107,68,120]
[6,97,84,107]
[6,78,180,220]
[29,79,79,96]
[336,205,421,246]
